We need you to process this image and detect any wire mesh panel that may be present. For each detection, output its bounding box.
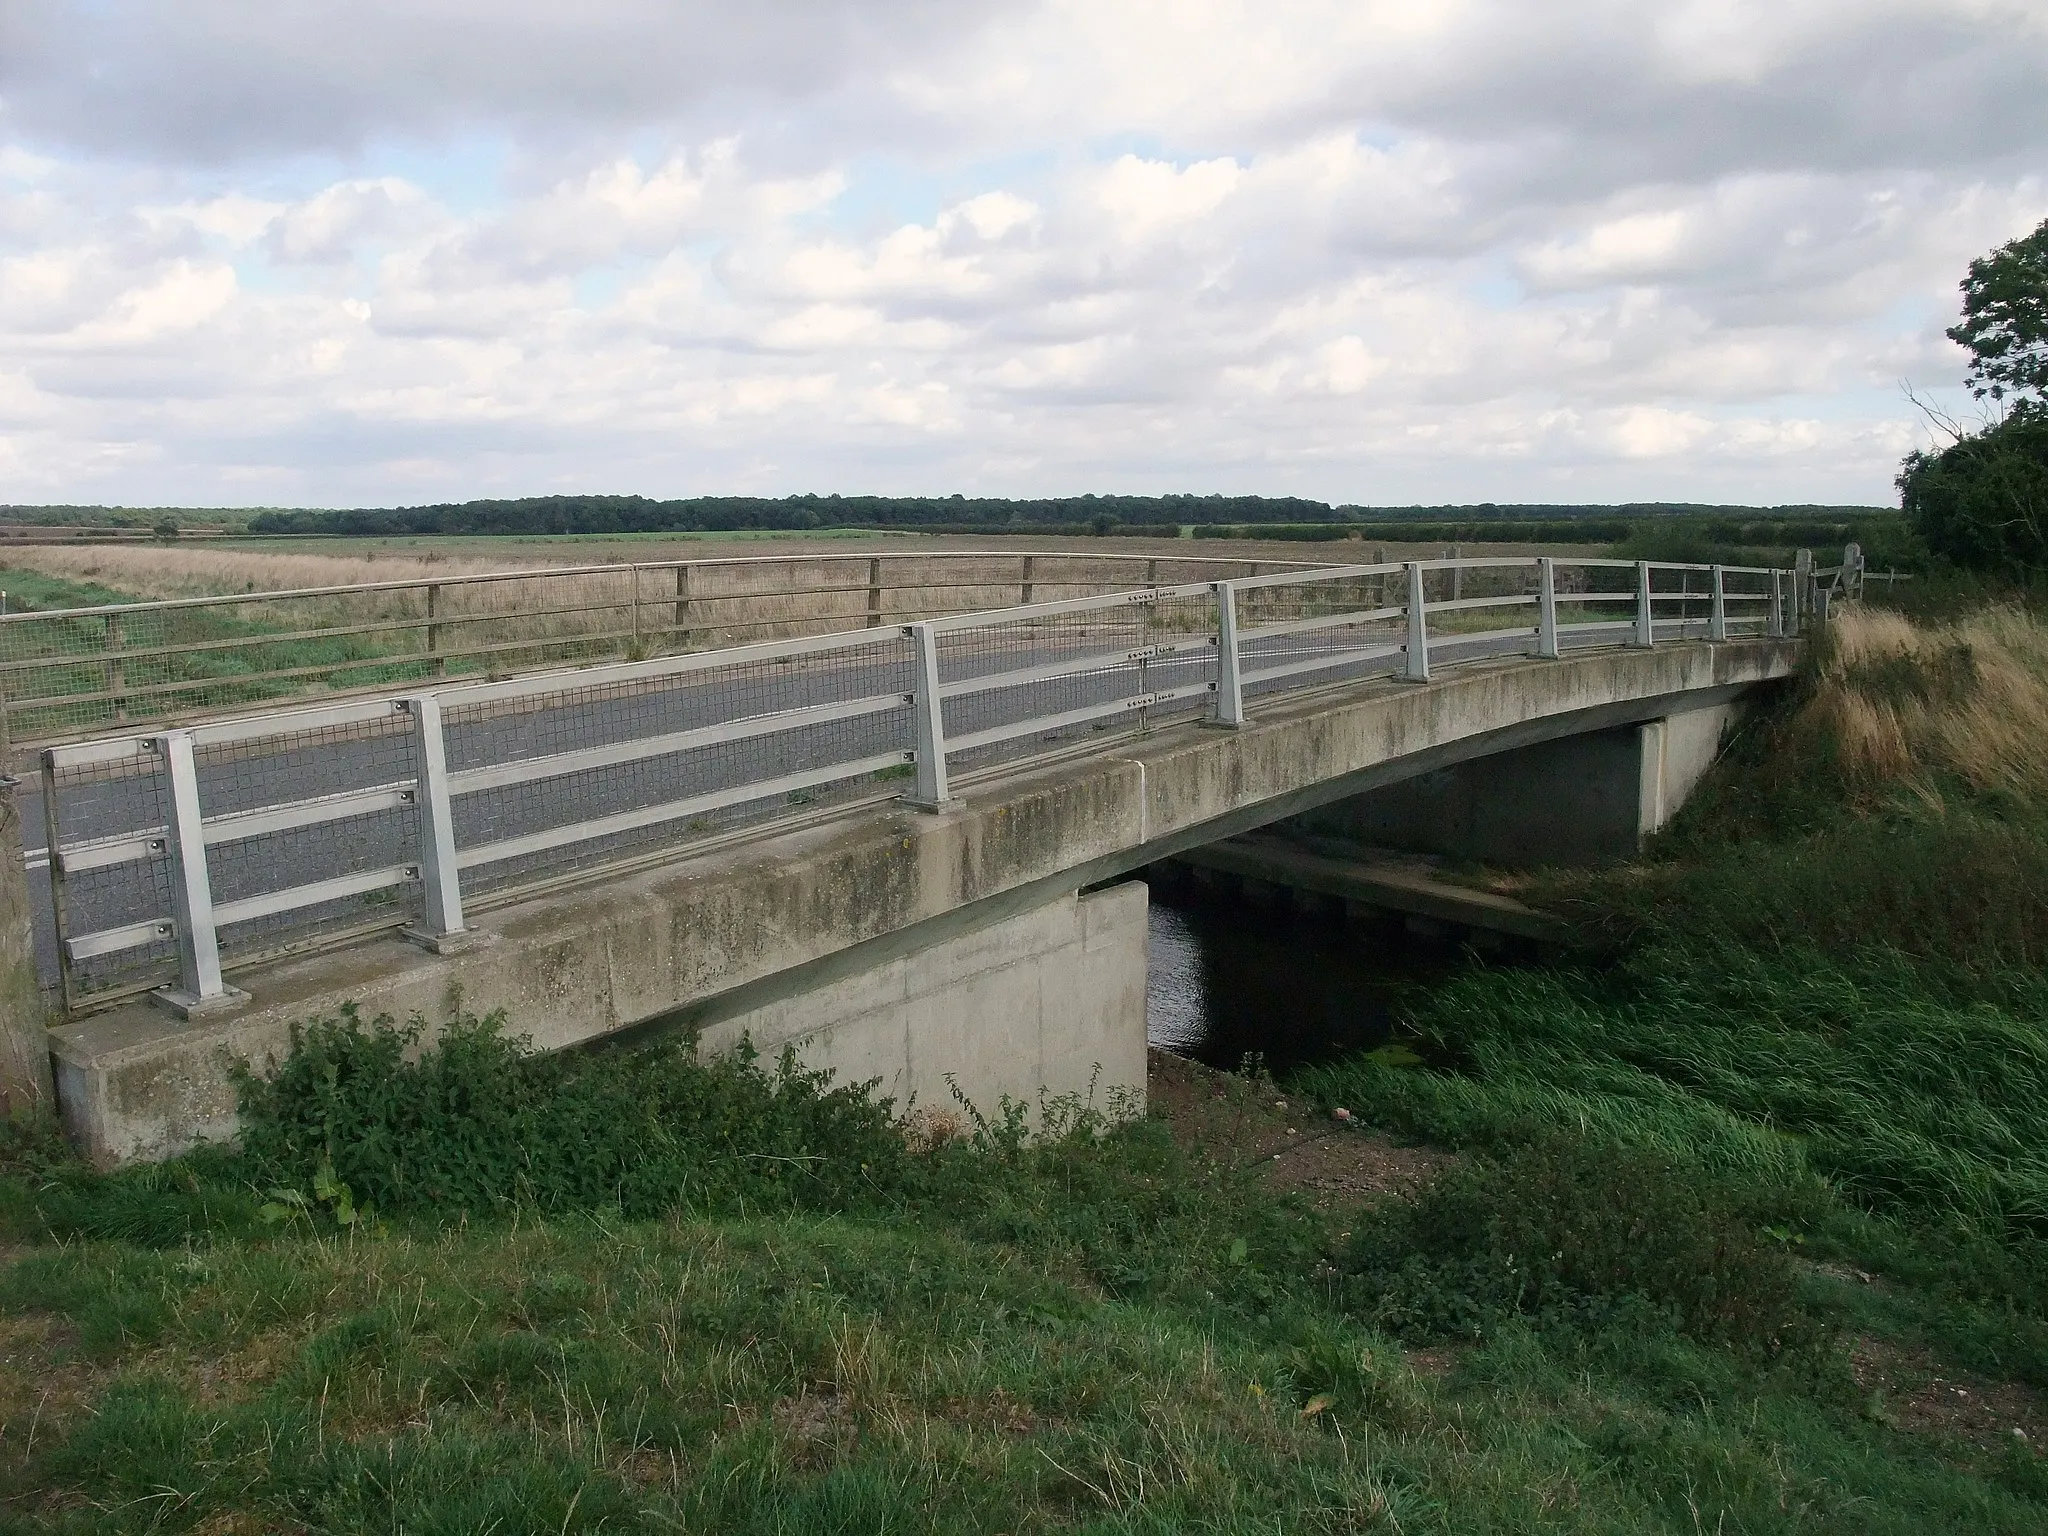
[934,586,1218,776]
[1550,559,1641,648]
[40,741,177,1005]
[1648,564,1714,641]
[1414,559,1542,669]
[441,629,917,902]
[0,590,446,748]
[1716,568,1780,635]
[0,550,1305,763]
[1233,565,1411,701]
[193,708,423,968]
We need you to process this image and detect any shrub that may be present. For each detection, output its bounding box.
[232,1008,906,1220]
[1340,1137,1809,1355]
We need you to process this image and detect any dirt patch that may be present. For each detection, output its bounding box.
[1404,1346,1463,1379]
[1147,1049,1452,1209]
[1849,1334,2048,1452]
[772,1388,858,1467]
[937,1388,1040,1436]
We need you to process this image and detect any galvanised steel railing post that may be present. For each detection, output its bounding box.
[405,693,466,943]
[906,622,954,809]
[155,729,228,1010]
[39,747,77,1016]
[1631,561,1655,647]
[1402,562,1431,682]
[1768,571,1786,638]
[1709,565,1728,641]
[1536,557,1559,659]
[1212,582,1245,726]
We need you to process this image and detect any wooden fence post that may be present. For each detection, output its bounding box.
[105,613,126,724]
[673,564,693,648]
[425,584,445,677]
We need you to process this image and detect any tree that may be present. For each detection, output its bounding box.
[1899,220,2048,572]
[1947,215,2048,410]
[1898,415,2048,573]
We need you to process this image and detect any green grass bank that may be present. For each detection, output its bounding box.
[0,598,2045,1531]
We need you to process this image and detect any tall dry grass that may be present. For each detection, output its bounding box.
[1798,604,2048,805]
[0,543,560,600]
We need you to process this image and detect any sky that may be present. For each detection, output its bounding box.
[1,1,2044,510]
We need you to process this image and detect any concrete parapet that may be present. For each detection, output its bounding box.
[49,639,1793,1163]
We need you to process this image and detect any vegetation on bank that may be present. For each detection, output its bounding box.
[1,600,2046,1529]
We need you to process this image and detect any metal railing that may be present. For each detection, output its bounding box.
[0,550,1321,762]
[33,555,1792,1016]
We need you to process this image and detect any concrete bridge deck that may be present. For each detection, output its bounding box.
[47,635,1795,1163]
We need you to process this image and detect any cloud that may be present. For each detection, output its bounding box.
[0,1,2044,505]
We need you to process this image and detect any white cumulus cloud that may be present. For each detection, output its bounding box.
[0,0,2043,504]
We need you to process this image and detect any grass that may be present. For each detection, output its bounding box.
[1,1036,2043,1533]
[1299,599,2048,1397]
[3,597,2047,1529]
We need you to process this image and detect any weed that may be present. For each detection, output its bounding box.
[229,1007,907,1220]
[1340,1137,1813,1355]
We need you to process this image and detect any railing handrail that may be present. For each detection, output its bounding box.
[38,550,1803,782]
[33,551,1814,1018]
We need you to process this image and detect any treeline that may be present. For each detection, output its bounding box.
[0,505,244,529]
[245,494,1891,539]
[249,494,1328,536]
[1196,515,1906,547]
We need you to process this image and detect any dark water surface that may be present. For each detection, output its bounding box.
[1141,873,1470,1074]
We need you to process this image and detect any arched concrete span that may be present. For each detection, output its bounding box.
[51,637,1794,1163]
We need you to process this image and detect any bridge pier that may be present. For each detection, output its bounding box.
[681,882,1147,1128]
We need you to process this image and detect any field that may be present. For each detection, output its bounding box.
[0,531,1620,756]
[0,529,1607,606]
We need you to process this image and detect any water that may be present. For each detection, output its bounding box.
[1142,872,1469,1073]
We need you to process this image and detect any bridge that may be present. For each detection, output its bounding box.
[0,552,1810,1162]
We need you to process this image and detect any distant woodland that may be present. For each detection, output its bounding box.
[209,495,1891,539]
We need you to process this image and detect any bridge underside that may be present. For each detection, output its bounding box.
[51,638,1794,1164]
